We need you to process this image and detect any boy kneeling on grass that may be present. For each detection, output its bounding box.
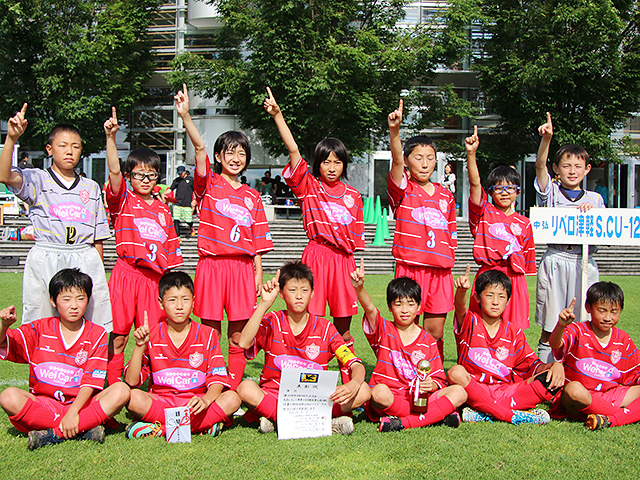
[0,268,130,450]
[124,271,241,438]
[550,282,640,430]
[447,267,564,425]
[350,259,467,432]
[235,261,370,435]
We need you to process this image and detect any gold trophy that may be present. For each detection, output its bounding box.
[413,359,432,413]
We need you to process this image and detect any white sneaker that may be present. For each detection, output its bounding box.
[331,416,354,435]
[259,417,275,433]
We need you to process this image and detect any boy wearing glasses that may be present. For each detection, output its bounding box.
[465,126,536,331]
[103,107,183,385]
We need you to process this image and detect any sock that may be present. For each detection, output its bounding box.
[509,378,553,408]
[437,340,444,362]
[253,393,278,422]
[192,402,227,433]
[381,395,409,417]
[578,394,624,418]
[465,378,513,422]
[9,398,54,433]
[106,352,125,386]
[608,396,640,426]
[339,341,356,385]
[53,400,109,437]
[227,345,247,390]
[332,402,352,418]
[173,220,180,236]
[537,341,552,363]
[400,395,455,429]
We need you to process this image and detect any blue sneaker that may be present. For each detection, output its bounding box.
[125,421,164,439]
[511,409,550,425]
[206,422,223,437]
[462,407,494,423]
[27,429,64,450]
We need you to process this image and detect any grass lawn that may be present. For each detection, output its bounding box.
[1,272,640,479]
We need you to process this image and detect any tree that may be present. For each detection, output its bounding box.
[0,0,159,155]
[168,0,450,159]
[447,0,640,163]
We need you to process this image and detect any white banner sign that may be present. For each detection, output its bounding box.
[530,207,640,246]
[277,368,338,440]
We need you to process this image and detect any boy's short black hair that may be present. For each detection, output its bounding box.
[474,270,512,300]
[278,261,314,291]
[124,148,161,175]
[386,276,421,306]
[158,271,194,298]
[403,135,437,159]
[312,138,350,181]
[48,123,83,146]
[586,281,624,310]
[213,131,251,175]
[49,268,92,301]
[553,144,590,166]
[486,165,521,188]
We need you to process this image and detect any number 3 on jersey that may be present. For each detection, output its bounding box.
[147,243,157,262]
[230,224,241,243]
[426,230,436,249]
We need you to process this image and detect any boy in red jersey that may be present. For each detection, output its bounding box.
[550,282,640,430]
[103,107,183,385]
[447,267,564,425]
[349,260,466,432]
[235,261,370,435]
[124,271,240,438]
[0,269,130,450]
[465,126,536,331]
[387,100,457,360]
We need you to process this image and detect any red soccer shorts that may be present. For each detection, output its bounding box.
[395,263,454,315]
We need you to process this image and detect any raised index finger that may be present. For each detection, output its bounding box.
[473,125,478,137]
[568,297,576,311]
[111,106,117,121]
[266,86,275,101]
[398,99,403,115]
[19,103,27,115]
[465,263,471,278]
[546,111,552,125]
[143,311,149,328]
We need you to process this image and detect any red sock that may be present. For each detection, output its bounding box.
[192,402,227,432]
[53,399,109,437]
[107,352,125,385]
[253,393,278,422]
[510,379,553,408]
[578,394,625,418]
[340,341,356,385]
[465,378,513,422]
[400,395,455,429]
[227,345,247,390]
[436,340,444,362]
[9,398,54,433]
[608,396,640,426]
[381,395,409,417]
[331,402,353,418]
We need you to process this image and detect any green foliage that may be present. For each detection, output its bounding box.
[168,0,449,159]
[447,0,640,163]
[0,0,159,155]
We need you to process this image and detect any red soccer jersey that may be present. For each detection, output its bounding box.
[106,177,183,274]
[0,317,107,404]
[194,158,273,257]
[468,188,536,275]
[126,320,230,396]
[283,158,364,253]
[364,310,446,395]
[387,172,457,268]
[552,322,640,392]
[246,310,361,392]
[454,310,542,384]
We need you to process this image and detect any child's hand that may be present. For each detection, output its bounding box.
[419,376,435,394]
[133,312,150,346]
[454,264,472,291]
[388,99,403,130]
[59,409,80,439]
[187,395,210,416]
[465,125,479,154]
[104,106,119,137]
[538,112,553,139]
[578,202,594,212]
[260,270,280,306]
[7,103,28,140]
[263,87,281,117]
[544,362,565,390]
[330,380,359,405]
[0,305,17,327]
[558,298,576,327]
[349,258,365,289]
[174,83,190,117]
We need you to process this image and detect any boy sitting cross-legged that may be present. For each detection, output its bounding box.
[447,267,564,425]
[235,261,370,435]
[350,259,467,432]
[0,269,130,450]
[124,271,241,439]
[550,282,640,430]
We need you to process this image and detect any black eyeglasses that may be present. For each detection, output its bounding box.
[488,185,520,194]
[130,172,160,181]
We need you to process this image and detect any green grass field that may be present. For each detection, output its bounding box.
[1,272,640,479]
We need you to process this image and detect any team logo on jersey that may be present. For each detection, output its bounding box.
[468,347,511,378]
[158,212,167,227]
[343,194,355,209]
[576,358,620,381]
[79,190,90,204]
[488,223,522,259]
[216,199,253,227]
[510,223,522,236]
[134,218,168,243]
[439,199,448,214]
[610,350,622,365]
[320,202,353,225]
[411,350,426,365]
[274,355,322,371]
[189,352,204,368]
[411,207,448,230]
[75,348,88,366]
[49,202,94,223]
[390,351,417,380]
[306,343,320,360]
[495,346,509,362]
[244,197,254,211]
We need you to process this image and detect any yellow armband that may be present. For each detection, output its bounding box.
[335,344,357,366]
